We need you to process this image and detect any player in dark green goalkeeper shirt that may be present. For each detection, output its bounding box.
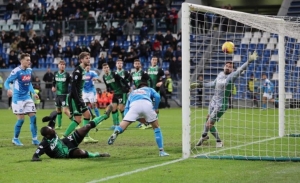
[115,59,131,119]
[102,63,130,130]
[31,110,111,161]
[52,60,71,130]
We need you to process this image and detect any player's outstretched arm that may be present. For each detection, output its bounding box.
[31,141,47,162]
[229,51,258,82]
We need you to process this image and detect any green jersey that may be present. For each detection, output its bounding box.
[131,69,152,88]
[70,65,85,104]
[53,71,71,95]
[33,135,69,158]
[148,66,164,90]
[103,71,129,95]
[115,69,131,82]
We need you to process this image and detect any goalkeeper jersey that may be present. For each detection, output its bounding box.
[204,62,249,107]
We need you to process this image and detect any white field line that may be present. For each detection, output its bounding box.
[86,158,186,183]
[193,136,279,157]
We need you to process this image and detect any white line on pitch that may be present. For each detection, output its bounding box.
[193,136,279,157]
[86,158,186,183]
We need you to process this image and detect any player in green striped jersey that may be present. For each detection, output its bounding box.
[52,60,71,130]
[102,63,130,130]
[148,56,165,92]
[115,59,131,119]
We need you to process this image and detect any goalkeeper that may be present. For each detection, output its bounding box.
[195,51,258,147]
[31,109,112,161]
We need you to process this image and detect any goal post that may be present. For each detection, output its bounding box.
[181,2,300,161]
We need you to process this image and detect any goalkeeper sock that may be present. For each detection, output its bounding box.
[112,111,119,125]
[57,112,62,127]
[154,128,164,150]
[94,108,100,117]
[64,120,79,137]
[210,126,221,142]
[30,115,37,138]
[202,122,210,137]
[83,118,90,137]
[14,119,24,138]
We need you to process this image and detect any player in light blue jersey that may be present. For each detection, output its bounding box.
[4,53,40,146]
[107,82,169,156]
[261,73,277,109]
[83,66,101,117]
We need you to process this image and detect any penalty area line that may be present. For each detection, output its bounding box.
[86,158,186,183]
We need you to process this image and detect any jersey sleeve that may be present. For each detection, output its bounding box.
[71,70,83,104]
[142,71,153,87]
[150,88,160,109]
[52,71,57,87]
[114,72,130,92]
[226,62,249,83]
[103,75,111,92]
[158,68,165,82]
[4,69,18,90]
[32,140,48,160]
[203,79,216,88]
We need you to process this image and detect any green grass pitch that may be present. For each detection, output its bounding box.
[0,108,299,183]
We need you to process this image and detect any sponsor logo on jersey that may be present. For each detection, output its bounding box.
[106,78,115,83]
[21,75,31,81]
[83,75,91,80]
[55,77,66,82]
[148,71,158,75]
[132,76,141,80]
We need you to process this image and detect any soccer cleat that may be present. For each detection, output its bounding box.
[140,124,152,129]
[136,122,142,128]
[98,153,110,157]
[196,135,209,146]
[216,141,223,148]
[159,151,170,157]
[32,139,40,145]
[55,126,62,130]
[12,138,23,146]
[83,136,98,143]
[108,131,120,145]
[90,111,96,119]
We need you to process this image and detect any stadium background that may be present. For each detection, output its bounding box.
[0,0,294,110]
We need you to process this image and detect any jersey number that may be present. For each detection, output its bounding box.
[118,98,123,104]
[67,136,74,141]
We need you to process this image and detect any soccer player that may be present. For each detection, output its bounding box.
[115,59,131,119]
[261,73,277,109]
[148,56,165,92]
[63,52,110,143]
[107,82,169,157]
[4,53,40,146]
[102,63,130,129]
[196,51,258,147]
[52,60,71,130]
[247,74,258,108]
[131,59,152,128]
[83,65,101,117]
[31,110,111,161]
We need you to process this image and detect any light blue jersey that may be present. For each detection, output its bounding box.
[83,71,98,93]
[125,87,160,115]
[4,67,35,103]
[262,78,274,93]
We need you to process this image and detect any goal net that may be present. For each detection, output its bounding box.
[181,3,300,161]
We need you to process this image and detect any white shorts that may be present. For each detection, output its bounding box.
[263,93,273,100]
[12,99,36,114]
[123,100,157,123]
[82,92,96,103]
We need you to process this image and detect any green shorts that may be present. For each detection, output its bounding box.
[112,93,127,105]
[55,95,68,108]
[68,97,87,116]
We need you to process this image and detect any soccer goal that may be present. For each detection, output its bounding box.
[181,3,300,161]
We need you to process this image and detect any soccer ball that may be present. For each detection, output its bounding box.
[222,41,235,54]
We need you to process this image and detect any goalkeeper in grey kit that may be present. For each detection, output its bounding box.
[195,51,258,147]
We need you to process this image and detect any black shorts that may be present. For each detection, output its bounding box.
[112,94,127,105]
[68,96,88,116]
[55,95,68,107]
[62,131,84,158]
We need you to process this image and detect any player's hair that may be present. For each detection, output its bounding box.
[137,82,148,88]
[225,61,235,68]
[102,63,108,67]
[117,59,123,62]
[58,60,66,65]
[78,52,90,61]
[151,56,158,60]
[20,53,30,60]
[134,59,140,63]
[40,126,51,137]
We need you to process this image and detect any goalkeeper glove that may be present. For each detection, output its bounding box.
[248,51,258,62]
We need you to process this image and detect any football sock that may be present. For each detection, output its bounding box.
[112,111,119,125]
[120,110,124,119]
[64,120,79,137]
[202,122,210,137]
[262,103,267,109]
[87,151,100,158]
[14,119,24,138]
[94,108,100,117]
[92,114,108,126]
[210,126,221,142]
[154,128,164,150]
[83,118,90,137]
[114,126,123,133]
[30,115,37,138]
[57,112,62,127]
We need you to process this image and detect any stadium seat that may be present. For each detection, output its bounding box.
[266,43,274,50]
[270,55,279,62]
[241,38,250,44]
[1,25,9,31]
[253,32,262,38]
[90,57,95,64]
[233,55,241,62]
[244,32,252,38]
[262,32,271,38]
[269,37,277,44]
[260,37,268,44]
